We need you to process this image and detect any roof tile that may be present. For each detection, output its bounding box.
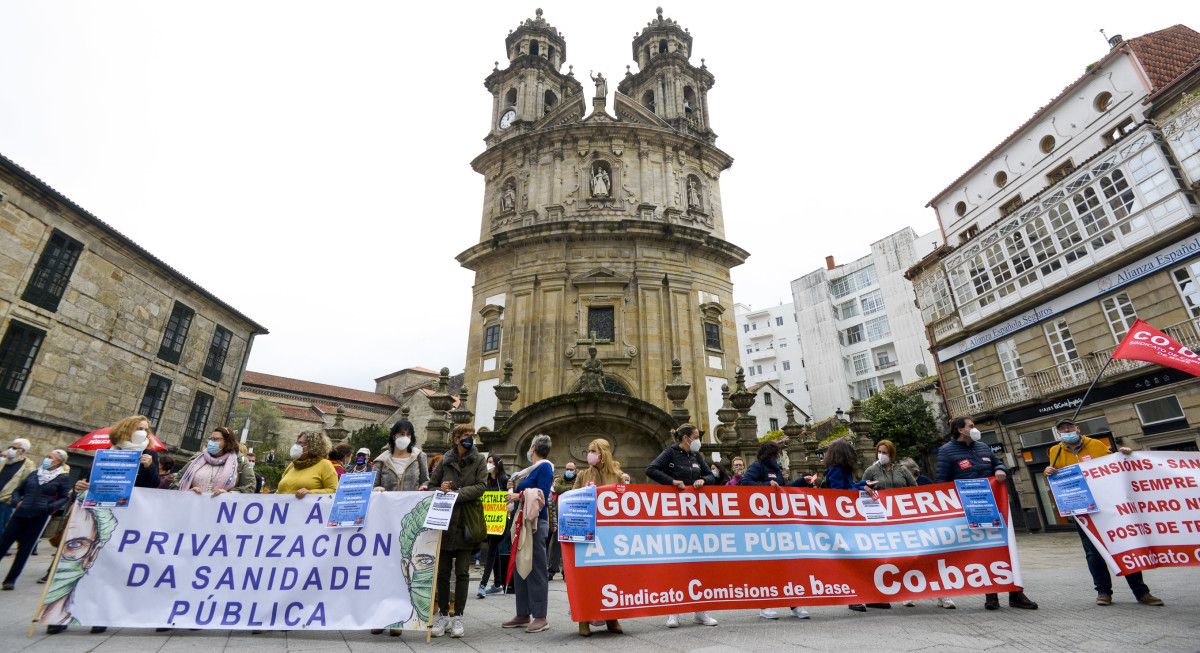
[242,371,400,408]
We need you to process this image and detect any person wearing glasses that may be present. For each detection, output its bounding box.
[0,449,71,591]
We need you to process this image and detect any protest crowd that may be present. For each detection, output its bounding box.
[0,409,1188,641]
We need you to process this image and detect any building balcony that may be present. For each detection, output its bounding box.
[875,359,898,371]
[749,347,777,361]
[946,315,1200,418]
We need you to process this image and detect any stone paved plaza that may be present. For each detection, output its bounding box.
[1,532,1199,652]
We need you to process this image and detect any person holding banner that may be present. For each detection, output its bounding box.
[502,434,555,634]
[276,431,339,498]
[573,438,624,637]
[0,449,70,590]
[73,416,160,500]
[937,417,1038,611]
[861,440,915,490]
[479,455,509,598]
[1044,418,1164,607]
[373,420,429,493]
[645,424,720,629]
[725,456,745,485]
[740,441,813,621]
[425,424,487,638]
[171,428,256,495]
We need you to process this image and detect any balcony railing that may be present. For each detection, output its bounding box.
[946,315,1200,417]
[875,359,897,371]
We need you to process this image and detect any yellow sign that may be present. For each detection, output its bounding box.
[482,490,509,536]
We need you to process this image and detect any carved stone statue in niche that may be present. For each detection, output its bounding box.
[592,164,610,198]
[576,346,607,393]
[500,180,516,212]
[589,71,607,99]
[687,177,702,210]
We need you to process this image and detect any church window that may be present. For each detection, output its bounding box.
[659,39,668,54]
[704,322,722,351]
[642,90,656,113]
[529,40,540,57]
[483,324,501,353]
[548,45,556,61]
[544,90,557,114]
[587,306,615,342]
[505,88,517,108]
[683,86,697,116]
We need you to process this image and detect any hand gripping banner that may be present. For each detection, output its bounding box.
[563,482,1023,621]
[36,489,439,630]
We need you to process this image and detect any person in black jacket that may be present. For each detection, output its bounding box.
[937,417,1038,611]
[1,449,71,590]
[645,424,719,629]
[740,441,812,620]
[478,455,509,598]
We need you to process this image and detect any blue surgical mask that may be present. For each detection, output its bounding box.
[41,458,52,470]
[1060,431,1081,445]
[206,441,221,455]
[564,470,576,480]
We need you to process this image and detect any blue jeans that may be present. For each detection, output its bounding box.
[1076,524,1149,598]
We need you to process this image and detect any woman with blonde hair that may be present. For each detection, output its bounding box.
[72,415,160,500]
[573,438,623,637]
[276,431,338,498]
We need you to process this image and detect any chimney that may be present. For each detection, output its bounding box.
[825,255,836,270]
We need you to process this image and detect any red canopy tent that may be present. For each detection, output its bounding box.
[68,427,167,451]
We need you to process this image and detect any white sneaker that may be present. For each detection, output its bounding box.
[665,614,679,628]
[430,615,447,637]
[790,607,810,619]
[693,611,718,626]
[758,609,779,619]
[902,600,916,607]
[937,597,956,609]
[450,616,465,638]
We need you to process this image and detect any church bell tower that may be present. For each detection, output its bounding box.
[456,8,749,477]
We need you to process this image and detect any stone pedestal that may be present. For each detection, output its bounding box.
[425,367,455,454]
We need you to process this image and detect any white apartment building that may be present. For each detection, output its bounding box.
[791,227,939,418]
[734,302,812,417]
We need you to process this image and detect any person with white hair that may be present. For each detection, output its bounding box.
[1,448,71,590]
[1,438,37,535]
[502,433,554,634]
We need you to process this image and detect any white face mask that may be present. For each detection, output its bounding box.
[289,443,304,459]
[968,428,982,442]
[395,436,411,451]
[527,451,535,462]
[486,463,495,473]
[132,429,149,445]
[688,437,702,453]
[878,453,891,465]
[4,448,16,460]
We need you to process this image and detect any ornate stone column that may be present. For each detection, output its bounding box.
[425,367,455,454]
[729,367,758,447]
[801,418,819,475]
[848,399,876,470]
[782,404,805,479]
[450,386,475,426]
[325,404,349,443]
[491,359,520,436]
[664,358,691,426]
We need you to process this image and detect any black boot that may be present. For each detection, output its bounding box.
[984,593,999,610]
[1008,591,1038,609]
[46,625,68,635]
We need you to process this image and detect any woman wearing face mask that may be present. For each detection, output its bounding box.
[478,455,509,598]
[73,416,160,503]
[276,431,339,499]
[740,441,812,621]
[373,420,429,493]
[502,434,555,634]
[0,439,37,536]
[0,449,71,590]
[937,417,1038,611]
[645,424,720,629]
[573,438,624,636]
[171,428,256,495]
[860,440,914,491]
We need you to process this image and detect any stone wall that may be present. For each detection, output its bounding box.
[0,161,263,458]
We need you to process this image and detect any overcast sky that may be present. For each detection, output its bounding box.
[1,2,1194,390]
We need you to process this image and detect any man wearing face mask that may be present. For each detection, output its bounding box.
[1045,419,1164,607]
[1,449,71,590]
[547,462,576,580]
[423,425,486,638]
[937,417,1038,611]
[645,424,720,628]
[0,439,37,537]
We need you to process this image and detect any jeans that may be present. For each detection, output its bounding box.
[0,513,47,585]
[436,548,473,616]
[1076,523,1149,598]
[514,518,549,619]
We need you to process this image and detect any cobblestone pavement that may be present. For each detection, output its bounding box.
[1,532,1199,652]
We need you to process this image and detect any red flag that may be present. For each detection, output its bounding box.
[1111,319,1200,377]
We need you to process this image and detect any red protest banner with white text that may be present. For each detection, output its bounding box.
[562,482,1023,621]
[1074,451,1200,575]
[1111,319,1200,377]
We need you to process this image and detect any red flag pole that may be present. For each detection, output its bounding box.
[1069,355,1116,423]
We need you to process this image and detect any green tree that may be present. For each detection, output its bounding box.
[760,429,785,442]
[349,423,390,458]
[228,399,284,458]
[862,385,939,459]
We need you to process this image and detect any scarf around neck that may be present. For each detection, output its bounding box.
[37,465,66,484]
[178,451,238,492]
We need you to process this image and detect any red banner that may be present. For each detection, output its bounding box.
[562,482,1022,621]
[1111,319,1200,377]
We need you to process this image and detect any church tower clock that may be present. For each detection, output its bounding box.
[457,8,749,477]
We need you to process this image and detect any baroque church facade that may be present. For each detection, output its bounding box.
[457,9,749,475]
